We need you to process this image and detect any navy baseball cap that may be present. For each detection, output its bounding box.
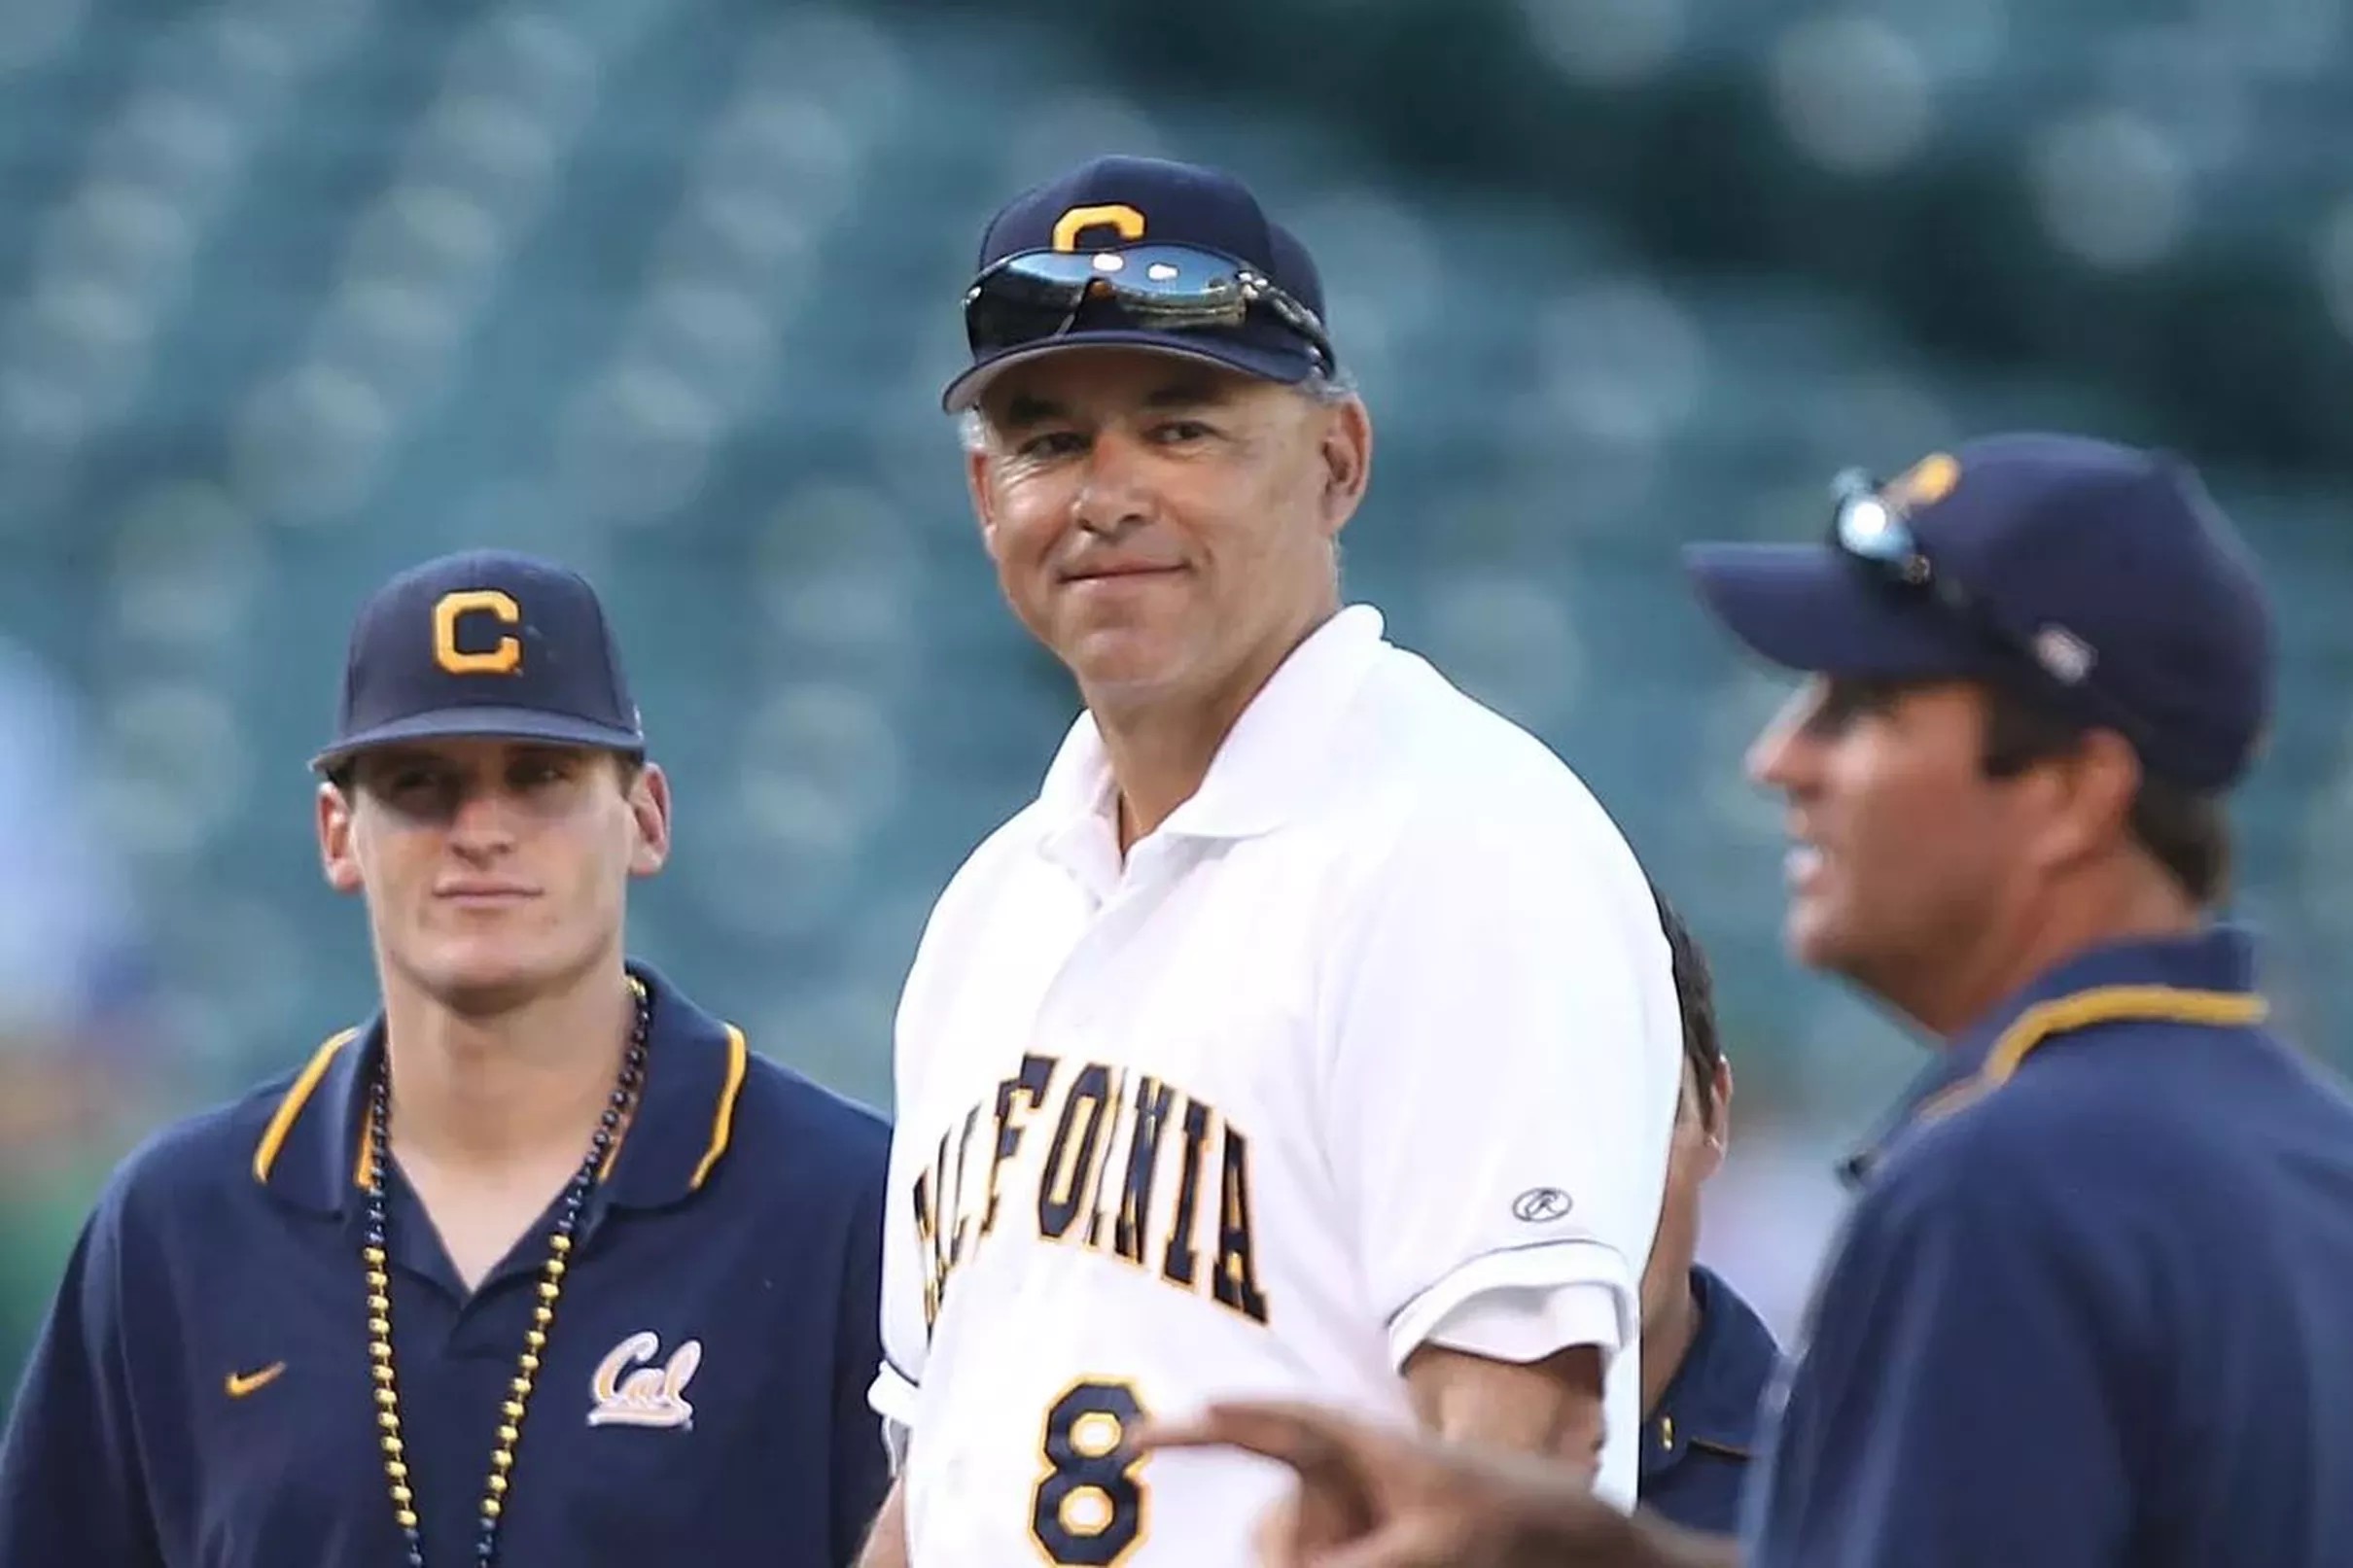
[943,154,1335,414]
[1684,433,2274,791]
[312,549,645,775]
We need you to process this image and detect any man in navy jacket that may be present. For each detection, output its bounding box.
[0,550,893,1567]
[1147,435,2353,1568]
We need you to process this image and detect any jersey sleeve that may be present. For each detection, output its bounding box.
[0,1183,166,1568]
[1320,793,1682,1376]
[1748,1132,2135,1567]
[831,1144,896,1558]
[865,1112,929,1435]
[867,853,969,1441]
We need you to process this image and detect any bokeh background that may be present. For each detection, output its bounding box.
[5,0,2353,1412]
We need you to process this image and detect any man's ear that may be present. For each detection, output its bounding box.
[318,780,364,895]
[627,761,672,878]
[2027,726,2143,878]
[1705,1057,1735,1164]
[1317,396,1373,540]
[966,436,1002,561]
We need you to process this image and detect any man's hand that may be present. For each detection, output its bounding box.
[1137,1399,1669,1568]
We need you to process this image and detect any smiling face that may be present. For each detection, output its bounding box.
[964,347,1372,714]
[317,738,670,1015]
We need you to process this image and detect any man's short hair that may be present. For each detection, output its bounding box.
[1649,885,1724,1131]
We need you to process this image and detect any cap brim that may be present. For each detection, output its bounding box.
[311,707,646,774]
[941,331,1316,414]
[1682,542,1995,679]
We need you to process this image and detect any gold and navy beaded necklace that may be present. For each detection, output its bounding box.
[361,978,651,1568]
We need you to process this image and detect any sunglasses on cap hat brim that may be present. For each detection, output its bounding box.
[1689,469,2162,750]
[960,243,1336,378]
[1826,467,2166,743]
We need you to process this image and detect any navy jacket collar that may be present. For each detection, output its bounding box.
[1641,1265,1779,1479]
[251,962,751,1217]
[1841,925,2266,1189]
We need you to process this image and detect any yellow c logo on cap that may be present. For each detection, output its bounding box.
[1051,203,1146,254]
[1885,452,1960,510]
[433,589,522,676]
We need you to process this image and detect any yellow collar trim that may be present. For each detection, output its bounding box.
[689,1026,750,1191]
[1915,983,2267,1127]
[250,1019,751,1197]
[251,1030,360,1184]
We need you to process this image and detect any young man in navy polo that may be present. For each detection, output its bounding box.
[1634,891,1777,1539]
[0,550,893,1567]
[1144,434,2353,1568]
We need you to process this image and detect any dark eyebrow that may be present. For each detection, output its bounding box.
[990,374,1234,431]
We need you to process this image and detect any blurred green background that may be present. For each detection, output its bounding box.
[6,0,2353,1409]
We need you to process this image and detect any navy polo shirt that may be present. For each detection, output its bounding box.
[1636,1264,1778,1537]
[0,963,892,1568]
[1748,927,2353,1567]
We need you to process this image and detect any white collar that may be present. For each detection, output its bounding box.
[1034,604,1389,859]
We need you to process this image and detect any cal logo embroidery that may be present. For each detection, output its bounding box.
[433,588,524,677]
[587,1330,701,1430]
[1052,203,1145,254]
[1883,452,1960,510]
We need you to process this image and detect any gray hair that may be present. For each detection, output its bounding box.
[956,365,1360,453]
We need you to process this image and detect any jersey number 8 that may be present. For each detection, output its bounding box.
[1032,1379,1148,1567]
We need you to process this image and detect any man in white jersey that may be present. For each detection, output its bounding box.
[857,154,1684,1568]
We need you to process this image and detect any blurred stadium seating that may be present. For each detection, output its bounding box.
[3,0,2349,1390]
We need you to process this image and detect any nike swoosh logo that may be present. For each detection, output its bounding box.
[225,1362,287,1398]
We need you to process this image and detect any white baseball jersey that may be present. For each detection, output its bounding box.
[871,605,1683,1566]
